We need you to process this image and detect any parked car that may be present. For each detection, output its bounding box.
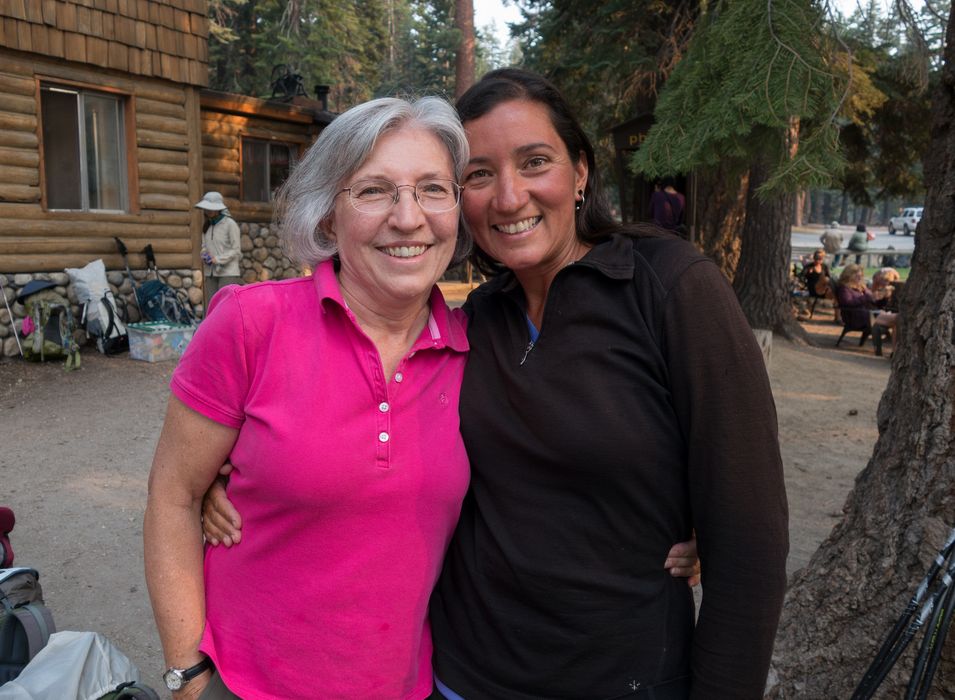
[888,207,923,236]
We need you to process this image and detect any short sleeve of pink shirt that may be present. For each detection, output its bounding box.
[170,263,470,700]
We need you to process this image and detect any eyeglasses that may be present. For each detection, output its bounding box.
[338,178,463,214]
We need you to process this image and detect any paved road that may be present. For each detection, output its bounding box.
[792,226,915,254]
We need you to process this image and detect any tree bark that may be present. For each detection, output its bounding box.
[732,157,807,342]
[793,190,805,227]
[694,165,748,281]
[454,0,475,99]
[810,189,823,224]
[768,5,955,696]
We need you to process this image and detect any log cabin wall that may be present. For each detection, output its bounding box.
[0,1,209,355]
[0,0,209,276]
[200,91,330,283]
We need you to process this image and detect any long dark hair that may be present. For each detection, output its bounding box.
[456,68,624,275]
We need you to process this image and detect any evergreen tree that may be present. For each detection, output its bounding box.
[632,0,848,338]
[769,1,955,691]
[511,0,696,192]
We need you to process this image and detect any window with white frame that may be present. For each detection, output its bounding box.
[40,83,128,211]
[242,138,296,202]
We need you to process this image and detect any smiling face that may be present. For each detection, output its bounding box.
[325,126,459,314]
[461,99,588,285]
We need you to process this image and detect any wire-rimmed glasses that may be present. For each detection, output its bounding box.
[338,178,463,214]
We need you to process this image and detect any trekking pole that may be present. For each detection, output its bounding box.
[114,237,142,316]
[908,572,955,699]
[143,244,159,279]
[0,274,23,358]
[852,527,955,699]
[856,559,955,700]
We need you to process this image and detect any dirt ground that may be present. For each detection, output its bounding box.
[0,290,890,697]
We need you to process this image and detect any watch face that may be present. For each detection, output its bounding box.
[163,668,185,691]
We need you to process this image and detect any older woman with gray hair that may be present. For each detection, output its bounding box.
[144,96,471,700]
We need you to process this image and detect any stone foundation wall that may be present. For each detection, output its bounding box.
[0,268,203,358]
[238,221,302,283]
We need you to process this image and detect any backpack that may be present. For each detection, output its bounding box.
[0,568,56,684]
[66,259,129,356]
[137,279,195,325]
[20,289,81,370]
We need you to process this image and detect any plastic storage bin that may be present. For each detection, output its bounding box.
[127,322,197,362]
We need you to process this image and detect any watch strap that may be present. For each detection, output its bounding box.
[181,655,213,682]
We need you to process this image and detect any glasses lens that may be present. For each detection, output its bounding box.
[348,179,397,212]
[416,179,460,212]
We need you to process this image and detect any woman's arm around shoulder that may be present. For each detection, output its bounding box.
[663,259,789,699]
[144,397,239,699]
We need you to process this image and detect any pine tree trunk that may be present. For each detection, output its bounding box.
[694,166,748,281]
[768,6,955,696]
[811,189,823,224]
[732,158,806,342]
[454,0,475,99]
[793,190,805,227]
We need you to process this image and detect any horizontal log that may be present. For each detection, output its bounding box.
[0,147,39,168]
[139,178,190,197]
[0,71,36,96]
[0,218,189,238]
[0,204,189,224]
[202,157,239,176]
[139,192,191,210]
[134,83,186,105]
[198,132,234,150]
[0,165,39,186]
[0,252,195,273]
[138,161,189,181]
[202,170,238,186]
[231,203,273,223]
[0,184,40,203]
[0,130,37,149]
[136,96,187,120]
[0,54,129,94]
[0,236,193,255]
[1,93,36,116]
[201,144,235,161]
[136,112,187,135]
[0,111,37,132]
[200,92,314,125]
[136,128,188,151]
[136,147,188,166]
[202,116,311,142]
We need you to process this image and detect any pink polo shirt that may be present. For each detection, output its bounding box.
[170,260,470,699]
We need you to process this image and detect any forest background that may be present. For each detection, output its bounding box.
[205,0,955,697]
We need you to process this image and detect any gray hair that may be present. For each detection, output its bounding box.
[275,96,470,268]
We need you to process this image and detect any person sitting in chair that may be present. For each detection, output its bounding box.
[870,267,901,355]
[800,249,831,319]
[835,264,887,355]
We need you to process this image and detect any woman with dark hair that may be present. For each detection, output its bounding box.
[429,68,787,700]
[202,68,784,699]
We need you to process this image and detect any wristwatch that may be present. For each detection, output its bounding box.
[163,655,213,691]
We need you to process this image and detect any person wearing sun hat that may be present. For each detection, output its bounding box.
[194,191,242,305]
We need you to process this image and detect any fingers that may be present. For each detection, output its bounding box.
[664,535,701,587]
[218,461,235,477]
[200,478,242,547]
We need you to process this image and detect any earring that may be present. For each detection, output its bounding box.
[575,189,585,211]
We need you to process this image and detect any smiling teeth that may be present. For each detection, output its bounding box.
[385,245,427,258]
[496,217,540,234]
